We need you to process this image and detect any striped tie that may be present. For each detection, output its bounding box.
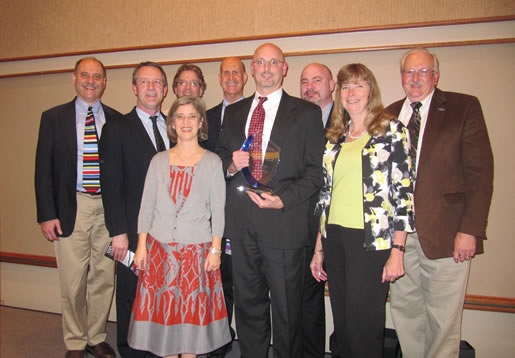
[407,101,422,175]
[82,106,100,193]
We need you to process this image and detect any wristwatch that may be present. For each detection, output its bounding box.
[392,244,405,252]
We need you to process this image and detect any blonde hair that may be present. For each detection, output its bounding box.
[326,63,394,143]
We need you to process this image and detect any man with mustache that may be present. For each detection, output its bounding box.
[172,63,206,98]
[205,57,248,358]
[217,43,325,358]
[299,62,335,358]
[386,47,494,358]
[100,61,169,358]
[35,57,121,358]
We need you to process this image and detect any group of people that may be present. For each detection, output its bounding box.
[35,42,493,358]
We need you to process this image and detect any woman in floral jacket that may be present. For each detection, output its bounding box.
[310,63,415,357]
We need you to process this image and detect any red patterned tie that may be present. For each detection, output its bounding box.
[248,96,268,180]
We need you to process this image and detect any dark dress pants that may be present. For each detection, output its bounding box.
[323,225,390,358]
[302,245,326,358]
[232,234,304,358]
[208,239,236,357]
[116,263,147,358]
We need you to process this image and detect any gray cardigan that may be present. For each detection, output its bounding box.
[138,150,225,244]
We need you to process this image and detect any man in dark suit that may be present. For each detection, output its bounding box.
[100,62,169,358]
[205,57,247,358]
[299,62,335,358]
[217,43,325,358]
[386,48,494,358]
[35,57,120,358]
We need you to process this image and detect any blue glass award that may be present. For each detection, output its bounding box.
[239,135,280,194]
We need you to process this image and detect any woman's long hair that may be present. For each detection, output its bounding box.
[326,63,394,143]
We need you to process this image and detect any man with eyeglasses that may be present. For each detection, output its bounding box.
[386,47,493,358]
[217,43,325,358]
[204,57,248,358]
[172,63,206,98]
[100,61,169,358]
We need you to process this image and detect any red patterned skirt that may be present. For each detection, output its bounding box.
[128,235,230,356]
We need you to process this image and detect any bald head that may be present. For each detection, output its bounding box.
[300,63,335,108]
[250,43,288,95]
[218,57,248,103]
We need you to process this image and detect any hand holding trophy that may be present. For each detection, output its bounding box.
[238,135,280,195]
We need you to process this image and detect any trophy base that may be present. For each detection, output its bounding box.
[237,185,274,195]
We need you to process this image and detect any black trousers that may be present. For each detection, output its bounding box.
[232,235,304,358]
[323,225,390,358]
[220,239,236,340]
[302,245,326,358]
[115,264,147,358]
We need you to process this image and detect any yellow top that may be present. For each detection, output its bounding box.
[328,133,370,229]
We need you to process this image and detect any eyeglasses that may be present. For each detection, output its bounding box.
[253,58,284,67]
[177,80,200,88]
[174,113,200,121]
[402,68,436,77]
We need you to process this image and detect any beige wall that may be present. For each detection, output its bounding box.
[0,9,513,355]
[0,0,513,59]
[1,25,514,297]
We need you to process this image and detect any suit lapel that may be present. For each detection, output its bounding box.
[270,92,295,145]
[62,100,78,157]
[233,96,253,145]
[418,88,447,168]
[127,108,158,155]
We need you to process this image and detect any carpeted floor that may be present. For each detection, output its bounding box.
[0,305,253,358]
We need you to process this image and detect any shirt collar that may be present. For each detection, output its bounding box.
[404,89,435,114]
[136,106,162,122]
[254,88,283,107]
[223,96,244,109]
[75,97,101,113]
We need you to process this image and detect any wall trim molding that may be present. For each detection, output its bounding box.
[1,15,513,63]
[2,251,514,313]
[0,38,512,79]
[1,20,513,79]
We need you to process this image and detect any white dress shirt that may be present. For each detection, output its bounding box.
[135,107,169,151]
[245,88,283,157]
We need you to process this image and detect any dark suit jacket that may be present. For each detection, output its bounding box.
[386,88,493,259]
[307,104,333,245]
[99,107,168,250]
[35,98,122,237]
[216,91,325,249]
[204,101,224,152]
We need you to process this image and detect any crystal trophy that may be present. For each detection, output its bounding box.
[239,135,280,195]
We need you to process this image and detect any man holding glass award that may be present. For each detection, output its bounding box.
[216,43,325,358]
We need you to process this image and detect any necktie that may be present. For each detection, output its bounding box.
[82,107,100,193]
[248,96,268,180]
[150,115,166,152]
[407,102,422,174]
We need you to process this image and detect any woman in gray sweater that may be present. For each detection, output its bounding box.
[128,96,230,358]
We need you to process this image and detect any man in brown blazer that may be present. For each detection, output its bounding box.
[386,47,493,358]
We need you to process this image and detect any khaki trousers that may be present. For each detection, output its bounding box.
[54,192,115,350]
[389,232,470,358]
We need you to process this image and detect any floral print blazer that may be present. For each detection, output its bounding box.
[315,120,415,251]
